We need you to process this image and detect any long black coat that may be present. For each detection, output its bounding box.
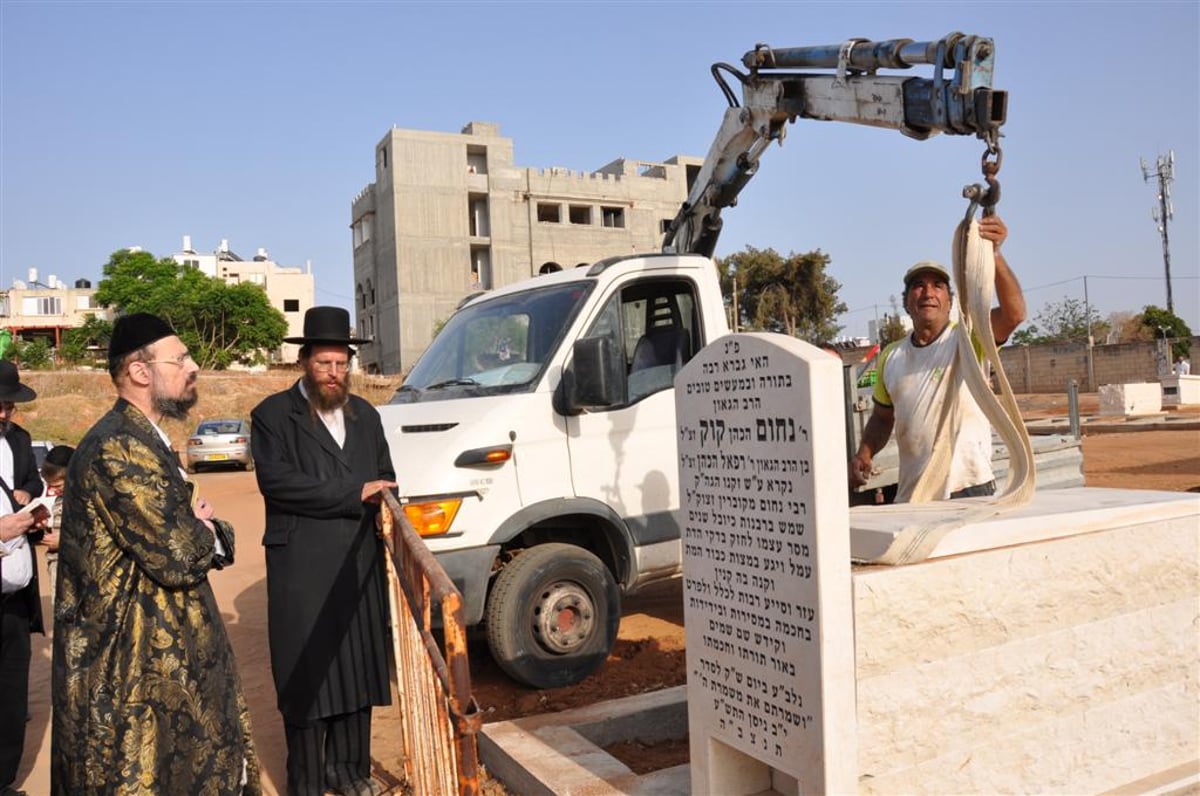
[251,383,395,722]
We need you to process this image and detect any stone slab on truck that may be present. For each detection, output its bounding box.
[377,33,1052,689]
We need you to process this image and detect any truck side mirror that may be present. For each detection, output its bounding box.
[565,336,626,412]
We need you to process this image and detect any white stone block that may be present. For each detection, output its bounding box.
[1099,382,1163,415]
[1162,374,1200,406]
[851,489,1200,793]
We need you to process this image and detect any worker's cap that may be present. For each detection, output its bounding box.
[903,260,952,291]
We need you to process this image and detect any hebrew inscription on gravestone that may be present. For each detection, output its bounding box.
[676,333,856,794]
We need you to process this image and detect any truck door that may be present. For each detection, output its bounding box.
[565,278,700,550]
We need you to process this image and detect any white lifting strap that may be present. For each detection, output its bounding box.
[872,217,1035,565]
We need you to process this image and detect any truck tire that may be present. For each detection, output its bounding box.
[484,543,620,689]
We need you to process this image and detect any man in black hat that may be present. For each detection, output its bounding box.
[251,306,396,796]
[0,361,47,796]
[51,313,260,794]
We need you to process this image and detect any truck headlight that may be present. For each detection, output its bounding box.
[402,498,462,537]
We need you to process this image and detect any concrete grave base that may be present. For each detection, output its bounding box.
[852,487,1199,793]
[480,686,691,796]
[1099,382,1164,416]
[480,488,1199,794]
[1162,374,1200,406]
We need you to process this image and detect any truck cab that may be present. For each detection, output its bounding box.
[379,253,729,688]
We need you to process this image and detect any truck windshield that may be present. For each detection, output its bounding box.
[391,281,594,403]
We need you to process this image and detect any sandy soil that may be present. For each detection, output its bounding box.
[14,397,1199,793]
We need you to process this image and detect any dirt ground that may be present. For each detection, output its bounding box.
[13,387,1200,793]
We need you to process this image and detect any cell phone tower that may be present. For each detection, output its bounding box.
[1140,151,1175,314]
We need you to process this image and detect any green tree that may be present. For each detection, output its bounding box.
[878,295,908,345]
[1140,305,1192,359]
[60,314,113,366]
[717,246,846,341]
[1009,296,1109,345]
[95,248,288,368]
[17,337,53,370]
[1105,311,1150,344]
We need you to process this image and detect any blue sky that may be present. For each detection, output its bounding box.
[2,1,1197,338]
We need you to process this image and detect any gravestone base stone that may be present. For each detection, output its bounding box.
[850,488,1199,793]
[478,489,1198,794]
[1162,373,1200,405]
[1099,382,1163,416]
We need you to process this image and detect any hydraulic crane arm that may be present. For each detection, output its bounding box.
[662,32,1007,257]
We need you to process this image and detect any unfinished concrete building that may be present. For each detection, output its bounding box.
[350,121,702,374]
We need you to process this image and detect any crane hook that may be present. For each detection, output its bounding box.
[963,139,1002,220]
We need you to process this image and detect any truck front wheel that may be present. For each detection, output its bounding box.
[484,543,620,689]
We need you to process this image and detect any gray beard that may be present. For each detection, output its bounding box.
[153,387,198,420]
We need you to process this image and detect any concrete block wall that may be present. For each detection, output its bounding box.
[998,337,1199,393]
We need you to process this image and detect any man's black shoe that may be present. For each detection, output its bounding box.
[325,779,384,796]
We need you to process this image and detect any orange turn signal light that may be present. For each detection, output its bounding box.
[402,499,462,537]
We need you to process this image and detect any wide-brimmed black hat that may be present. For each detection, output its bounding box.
[109,313,177,362]
[0,361,37,403]
[284,306,368,345]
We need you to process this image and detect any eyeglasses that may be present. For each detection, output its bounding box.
[145,353,195,368]
[312,361,351,373]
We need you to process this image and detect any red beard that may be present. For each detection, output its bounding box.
[303,370,351,412]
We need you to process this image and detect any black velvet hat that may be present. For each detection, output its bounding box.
[284,306,368,345]
[108,313,177,362]
[45,445,74,467]
[0,361,36,403]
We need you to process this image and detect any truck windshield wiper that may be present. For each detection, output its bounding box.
[424,377,481,391]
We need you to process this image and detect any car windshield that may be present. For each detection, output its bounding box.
[391,281,593,404]
[198,421,242,435]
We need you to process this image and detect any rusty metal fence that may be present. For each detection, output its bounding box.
[379,492,481,795]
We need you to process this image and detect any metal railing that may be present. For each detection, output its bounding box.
[379,492,481,795]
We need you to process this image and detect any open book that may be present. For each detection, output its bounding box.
[18,493,56,517]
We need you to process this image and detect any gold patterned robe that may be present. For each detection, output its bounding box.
[51,399,260,795]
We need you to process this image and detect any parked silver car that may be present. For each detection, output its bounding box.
[186,419,253,473]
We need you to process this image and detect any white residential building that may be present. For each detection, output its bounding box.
[0,268,111,349]
[170,236,315,364]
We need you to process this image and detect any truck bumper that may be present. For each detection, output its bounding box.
[433,544,499,627]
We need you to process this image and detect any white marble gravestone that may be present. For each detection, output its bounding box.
[676,333,856,795]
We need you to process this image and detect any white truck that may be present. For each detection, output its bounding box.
[378,34,1025,688]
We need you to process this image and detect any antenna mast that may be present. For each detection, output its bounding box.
[1140,151,1176,314]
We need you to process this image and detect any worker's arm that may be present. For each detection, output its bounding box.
[849,402,895,488]
[979,215,1027,344]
